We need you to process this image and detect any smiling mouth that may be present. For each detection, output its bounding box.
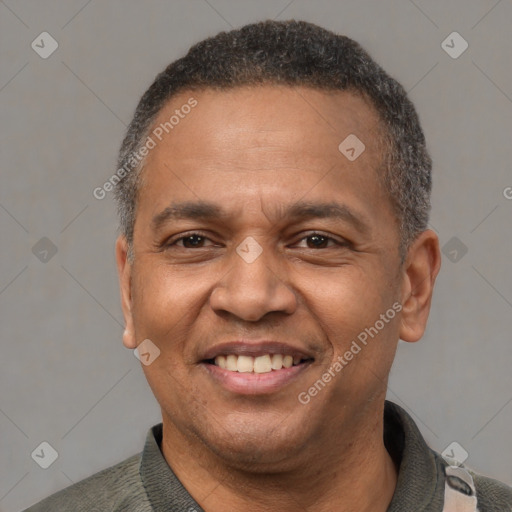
[204,354,314,374]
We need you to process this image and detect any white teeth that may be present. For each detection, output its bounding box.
[237,355,254,373]
[213,353,305,373]
[271,354,283,370]
[254,354,272,373]
[226,354,238,371]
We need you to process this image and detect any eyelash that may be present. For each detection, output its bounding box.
[165,231,348,249]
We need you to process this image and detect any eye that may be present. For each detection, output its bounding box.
[294,232,347,249]
[167,232,215,249]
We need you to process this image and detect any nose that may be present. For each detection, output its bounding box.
[209,243,297,322]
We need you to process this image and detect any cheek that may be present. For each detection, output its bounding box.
[300,265,388,333]
[132,261,208,335]
[132,264,205,410]
[301,263,400,383]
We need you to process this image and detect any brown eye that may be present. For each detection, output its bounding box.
[180,234,206,248]
[305,234,330,248]
[166,232,215,249]
[294,232,345,249]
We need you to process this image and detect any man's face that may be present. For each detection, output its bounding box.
[118,86,417,468]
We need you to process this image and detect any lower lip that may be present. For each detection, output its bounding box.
[201,362,312,395]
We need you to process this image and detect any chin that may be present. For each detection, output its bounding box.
[213,442,303,473]
[198,420,311,472]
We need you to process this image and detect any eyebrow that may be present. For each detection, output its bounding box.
[152,201,226,231]
[151,200,370,234]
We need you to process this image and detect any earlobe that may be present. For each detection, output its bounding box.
[122,327,136,350]
[115,236,137,349]
[399,230,441,343]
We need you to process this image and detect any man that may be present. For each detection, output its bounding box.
[25,20,511,512]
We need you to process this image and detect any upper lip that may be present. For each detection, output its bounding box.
[200,341,316,361]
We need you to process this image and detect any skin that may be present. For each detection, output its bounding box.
[116,86,441,512]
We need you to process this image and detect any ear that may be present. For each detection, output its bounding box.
[115,236,137,349]
[399,230,441,343]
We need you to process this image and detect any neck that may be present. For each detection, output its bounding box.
[160,403,397,512]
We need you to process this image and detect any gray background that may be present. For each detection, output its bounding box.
[1,0,511,510]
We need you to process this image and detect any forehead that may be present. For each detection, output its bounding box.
[149,85,384,162]
[136,85,392,229]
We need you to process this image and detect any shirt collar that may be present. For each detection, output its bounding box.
[139,423,203,511]
[384,401,446,511]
